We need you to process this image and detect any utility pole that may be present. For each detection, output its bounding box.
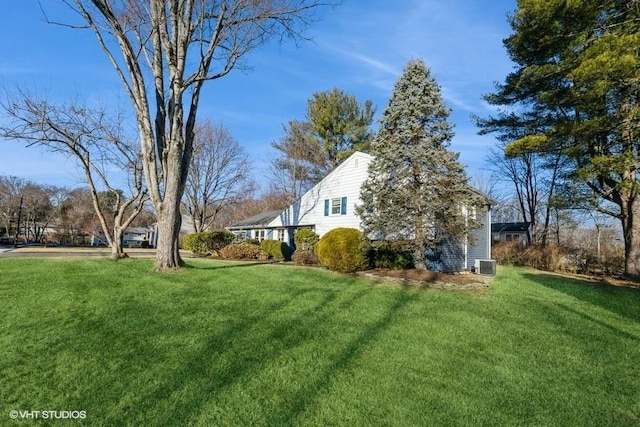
[14,196,23,248]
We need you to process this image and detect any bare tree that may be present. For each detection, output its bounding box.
[59,187,98,244]
[52,0,325,270]
[0,176,25,240]
[0,176,70,243]
[270,120,317,203]
[20,183,69,243]
[224,186,289,224]
[183,120,253,232]
[0,92,147,258]
[484,143,567,246]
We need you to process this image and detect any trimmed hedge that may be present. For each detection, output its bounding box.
[294,229,319,252]
[369,240,415,269]
[260,239,291,260]
[316,228,370,273]
[183,231,235,254]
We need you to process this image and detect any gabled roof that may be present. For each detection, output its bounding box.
[227,210,283,229]
[491,222,531,233]
[470,187,499,206]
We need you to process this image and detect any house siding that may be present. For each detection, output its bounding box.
[425,236,465,273]
[268,152,373,242]
[466,204,492,269]
[229,151,494,272]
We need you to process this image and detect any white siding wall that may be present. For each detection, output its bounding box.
[268,152,373,238]
[263,150,493,272]
[466,205,492,269]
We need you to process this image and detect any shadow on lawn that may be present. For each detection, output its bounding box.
[267,290,417,426]
[127,285,415,426]
[182,260,277,270]
[522,272,640,322]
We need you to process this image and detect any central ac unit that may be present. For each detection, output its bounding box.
[474,259,496,276]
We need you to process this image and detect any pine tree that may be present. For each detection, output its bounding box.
[271,89,375,201]
[478,0,640,278]
[357,59,476,270]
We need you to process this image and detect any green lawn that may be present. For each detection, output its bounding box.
[1,258,639,426]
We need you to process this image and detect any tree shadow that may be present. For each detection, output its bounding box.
[96,282,383,425]
[266,290,416,426]
[182,260,277,270]
[555,302,640,342]
[522,272,640,322]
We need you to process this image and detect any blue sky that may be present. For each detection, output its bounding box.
[0,0,517,192]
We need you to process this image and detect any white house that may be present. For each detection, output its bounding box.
[227,151,494,272]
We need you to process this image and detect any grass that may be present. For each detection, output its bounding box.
[1,258,639,426]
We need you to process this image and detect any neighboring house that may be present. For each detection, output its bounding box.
[91,226,158,248]
[227,151,495,272]
[491,222,531,245]
[227,210,284,242]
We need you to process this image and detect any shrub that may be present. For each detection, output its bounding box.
[257,250,271,261]
[492,241,526,266]
[294,229,319,252]
[522,244,565,271]
[316,228,370,273]
[219,242,262,260]
[183,231,235,254]
[369,240,415,269]
[291,250,318,265]
[492,241,569,273]
[260,239,291,260]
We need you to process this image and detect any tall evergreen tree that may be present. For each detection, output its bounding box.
[357,59,477,270]
[478,0,640,277]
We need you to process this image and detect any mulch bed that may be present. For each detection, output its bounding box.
[359,268,491,290]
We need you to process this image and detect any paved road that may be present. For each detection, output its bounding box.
[0,246,159,258]
[0,245,14,254]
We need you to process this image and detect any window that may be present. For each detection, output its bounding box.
[277,229,285,242]
[324,197,347,216]
[255,230,265,241]
[505,234,520,242]
[331,198,341,215]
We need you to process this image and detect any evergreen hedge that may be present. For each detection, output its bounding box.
[260,239,291,260]
[316,228,370,273]
[369,240,415,269]
[182,231,235,254]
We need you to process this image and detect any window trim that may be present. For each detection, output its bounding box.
[324,197,347,216]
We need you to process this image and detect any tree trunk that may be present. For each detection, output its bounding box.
[110,230,128,259]
[154,190,185,271]
[414,214,427,270]
[622,200,640,279]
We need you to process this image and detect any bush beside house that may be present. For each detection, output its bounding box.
[316,228,369,273]
[220,241,264,260]
[260,239,291,260]
[368,240,415,269]
[291,229,320,266]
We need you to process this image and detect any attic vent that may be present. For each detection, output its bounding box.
[354,158,359,167]
[474,259,496,276]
